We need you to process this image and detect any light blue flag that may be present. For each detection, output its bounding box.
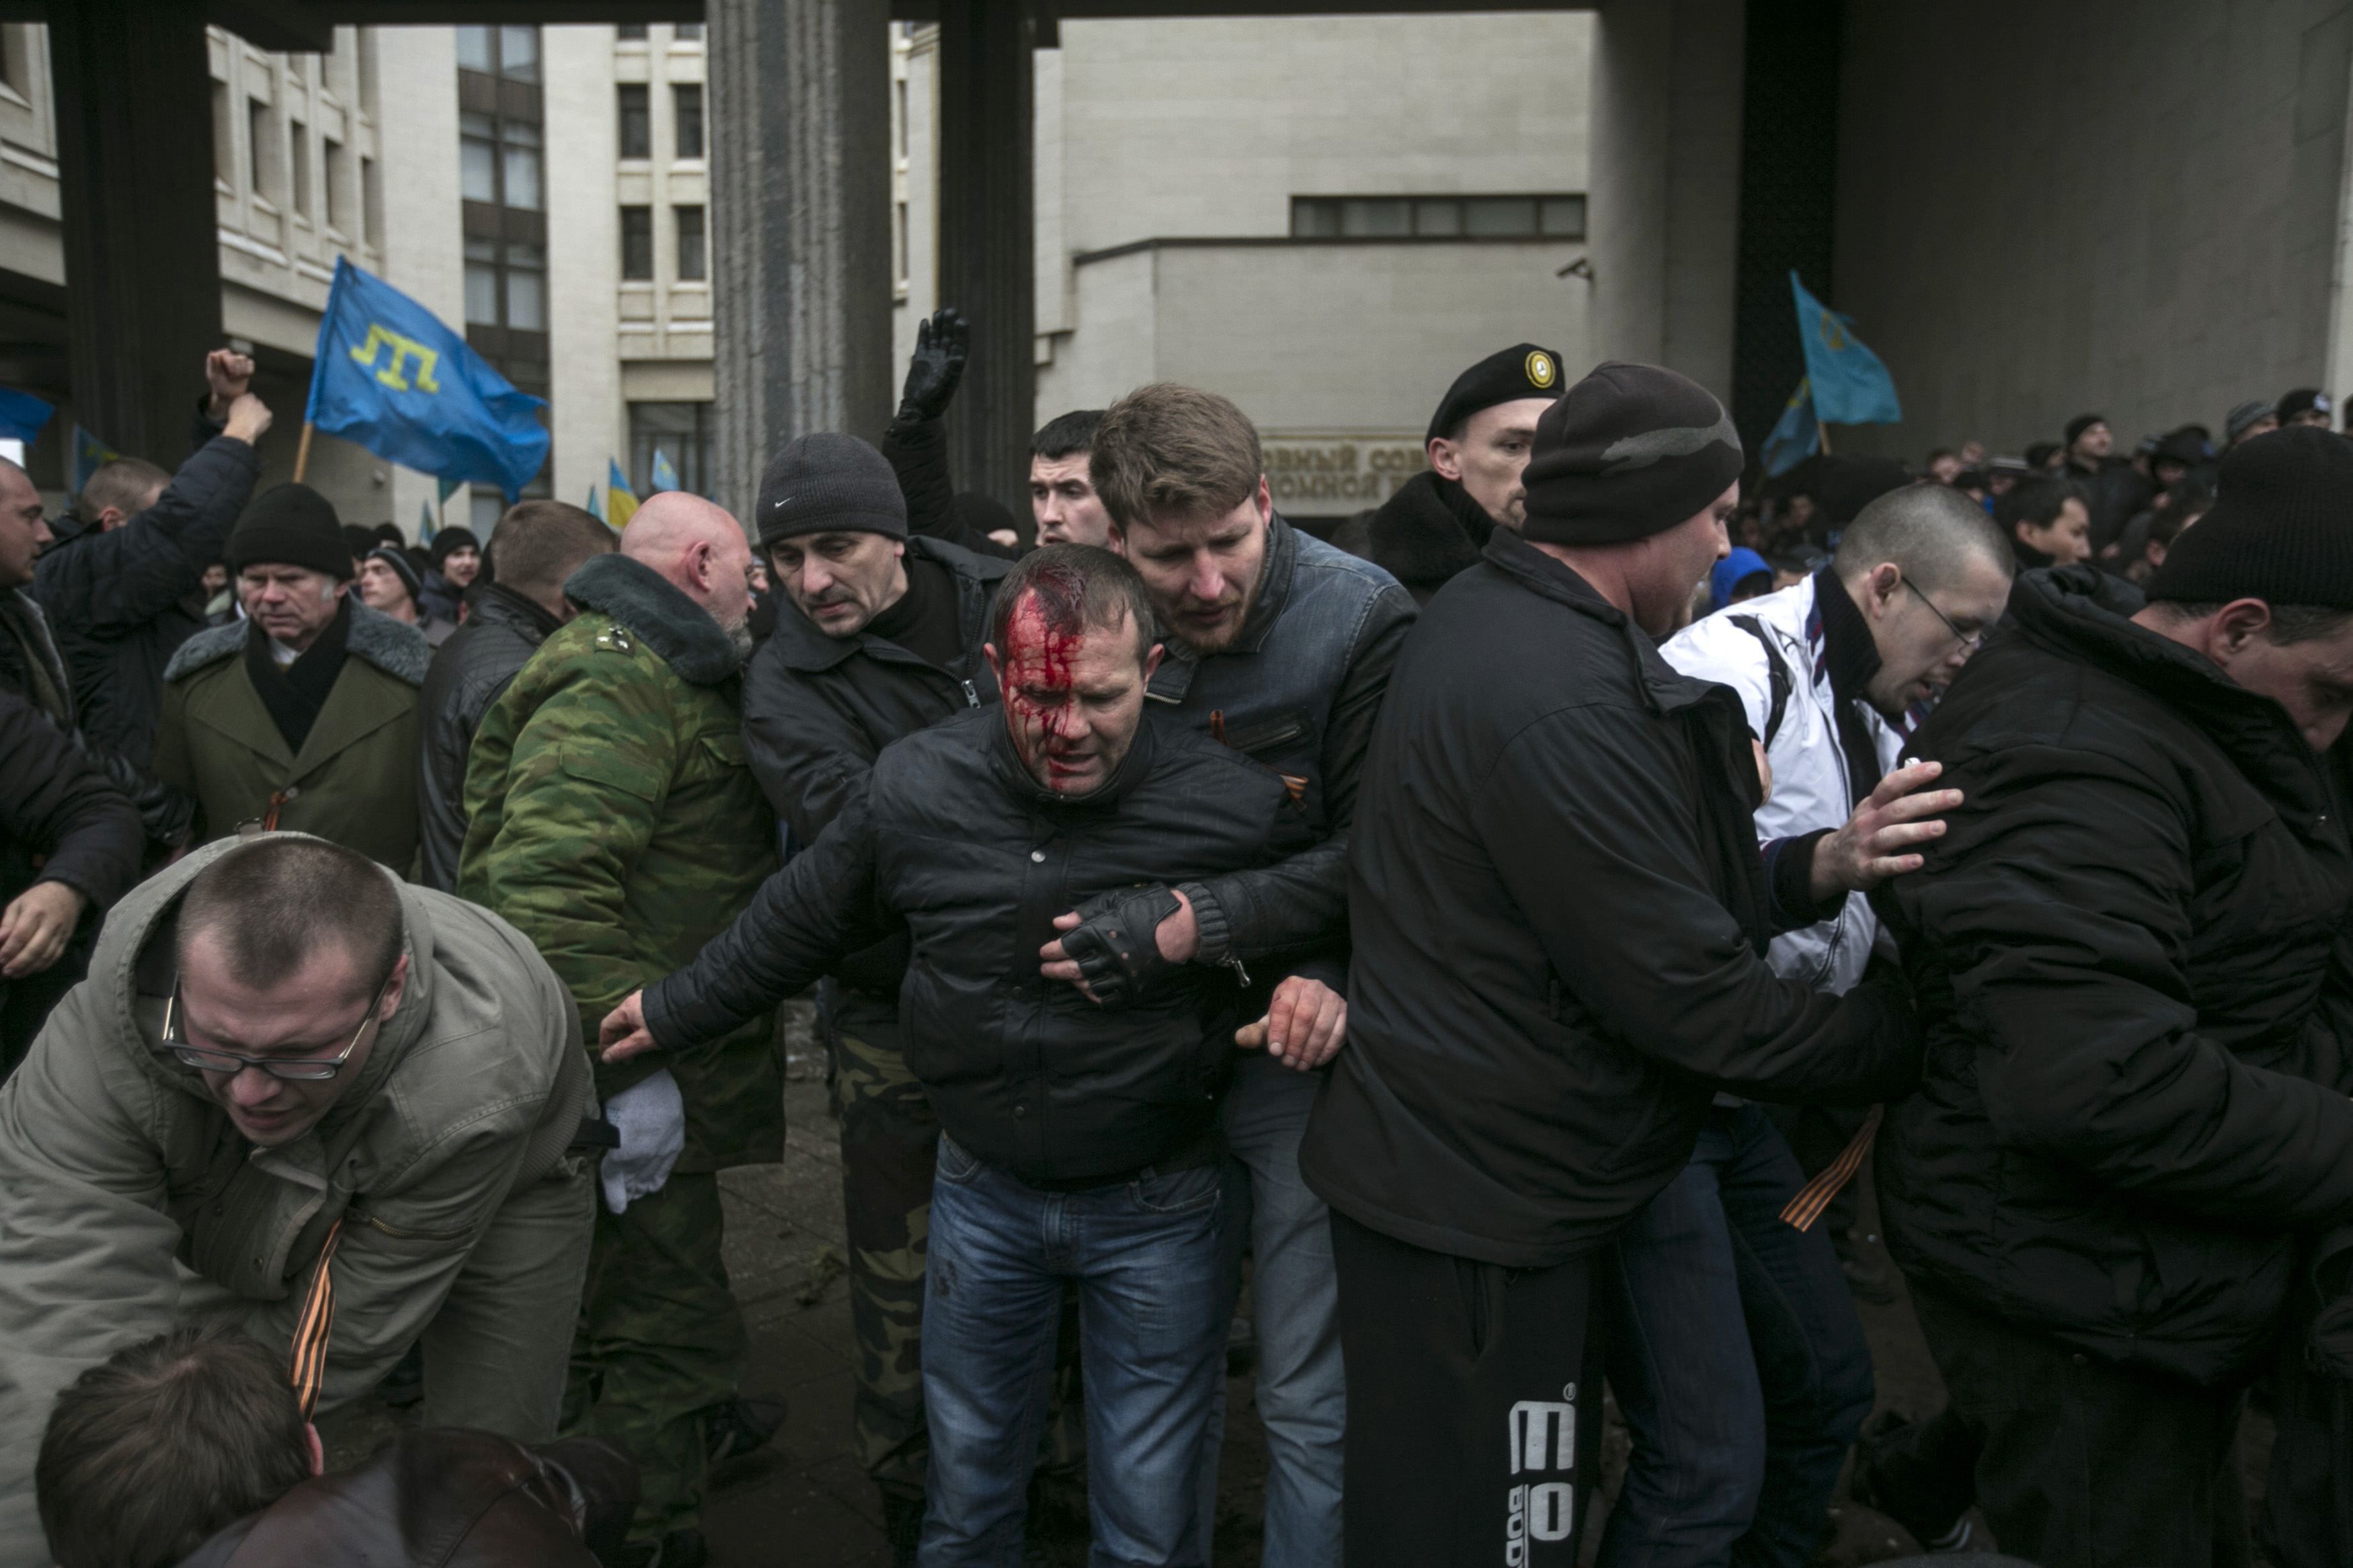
[0,386,54,448]
[1761,378,1821,477]
[305,257,550,498]
[70,425,119,493]
[419,500,437,547]
[586,484,605,524]
[1790,272,1901,426]
[649,449,680,493]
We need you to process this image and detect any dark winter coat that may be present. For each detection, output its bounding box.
[1358,470,1498,605]
[1878,565,2353,1387]
[1301,528,1921,1269]
[645,706,1323,1184]
[741,535,1010,1004]
[33,415,263,769]
[417,585,565,893]
[175,1432,635,1568]
[0,587,194,849]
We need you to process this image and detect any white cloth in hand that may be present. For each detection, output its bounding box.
[598,1068,686,1214]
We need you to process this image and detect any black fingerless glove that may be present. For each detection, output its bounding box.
[1058,884,1182,1009]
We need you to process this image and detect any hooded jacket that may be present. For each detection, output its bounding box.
[1878,565,2353,1386]
[0,587,194,848]
[416,585,565,893]
[0,835,591,1561]
[155,602,430,868]
[460,553,782,1170]
[644,706,1324,1184]
[33,415,263,770]
[1300,529,1921,1269]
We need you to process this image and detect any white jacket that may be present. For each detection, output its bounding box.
[1662,574,1905,995]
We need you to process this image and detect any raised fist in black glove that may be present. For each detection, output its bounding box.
[898,307,969,425]
[1043,884,1183,1009]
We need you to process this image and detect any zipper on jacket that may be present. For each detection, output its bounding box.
[1227,956,1251,989]
[961,678,979,708]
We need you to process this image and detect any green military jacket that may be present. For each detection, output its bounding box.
[0,835,590,1562]
[461,552,782,1170]
[155,602,428,870]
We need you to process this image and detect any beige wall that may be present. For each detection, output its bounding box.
[1832,0,2353,458]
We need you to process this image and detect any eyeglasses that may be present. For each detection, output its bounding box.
[1900,577,1985,653]
[161,973,393,1081]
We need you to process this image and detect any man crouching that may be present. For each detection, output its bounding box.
[602,546,1343,1565]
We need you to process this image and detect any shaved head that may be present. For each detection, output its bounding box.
[621,491,756,655]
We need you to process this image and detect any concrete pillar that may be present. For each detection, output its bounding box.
[1586,0,1744,405]
[50,0,222,461]
[936,0,1035,518]
[709,0,892,527]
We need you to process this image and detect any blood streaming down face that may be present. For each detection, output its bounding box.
[995,571,1146,795]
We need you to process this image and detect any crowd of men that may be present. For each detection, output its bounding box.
[2,310,2352,1568]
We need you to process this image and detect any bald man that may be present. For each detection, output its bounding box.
[459,491,779,1565]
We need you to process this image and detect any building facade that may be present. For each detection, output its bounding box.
[894,11,1597,531]
[0,18,715,540]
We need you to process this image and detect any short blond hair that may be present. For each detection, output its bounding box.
[1088,384,1262,530]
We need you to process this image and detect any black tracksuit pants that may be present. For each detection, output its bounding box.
[1329,1209,1607,1567]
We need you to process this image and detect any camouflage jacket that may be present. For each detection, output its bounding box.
[460,553,781,1170]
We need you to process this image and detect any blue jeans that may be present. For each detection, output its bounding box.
[1195,1050,1347,1567]
[1596,1103,1874,1568]
[922,1132,1228,1567]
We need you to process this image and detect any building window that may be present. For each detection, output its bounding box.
[324,137,348,233]
[675,204,706,280]
[457,24,551,487]
[288,119,311,219]
[621,206,653,280]
[498,25,539,82]
[456,24,494,73]
[676,22,705,41]
[465,238,499,324]
[460,112,497,202]
[674,83,703,159]
[501,119,543,210]
[1289,194,1586,241]
[246,97,272,201]
[618,83,649,159]
[630,401,714,497]
[616,24,648,40]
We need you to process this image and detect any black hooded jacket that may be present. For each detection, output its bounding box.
[1878,566,2353,1386]
[1300,530,1920,1268]
[645,706,1324,1183]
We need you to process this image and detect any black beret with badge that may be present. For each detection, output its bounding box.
[1426,343,1566,444]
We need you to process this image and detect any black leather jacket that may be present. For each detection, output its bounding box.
[416,584,565,892]
[647,706,1326,1182]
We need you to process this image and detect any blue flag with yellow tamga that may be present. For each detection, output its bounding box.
[70,425,118,493]
[649,449,680,493]
[1761,378,1821,477]
[305,257,550,498]
[1790,272,1901,426]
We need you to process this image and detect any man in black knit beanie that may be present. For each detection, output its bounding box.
[1873,423,2353,1568]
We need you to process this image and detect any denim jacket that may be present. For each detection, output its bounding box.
[1145,513,1417,984]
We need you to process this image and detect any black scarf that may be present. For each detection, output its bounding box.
[245,597,352,754]
[1810,568,1891,806]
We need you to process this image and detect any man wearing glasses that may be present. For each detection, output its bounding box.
[0,832,597,1564]
[1585,482,2011,1567]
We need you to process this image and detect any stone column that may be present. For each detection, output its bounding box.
[936,0,1035,518]
[50,0,221,461]
[709,0,893,527]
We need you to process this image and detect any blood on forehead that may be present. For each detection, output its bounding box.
[998,577,1088,691]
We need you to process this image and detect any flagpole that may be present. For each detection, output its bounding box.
[1816,423,1834,457]
[292,421,315,483]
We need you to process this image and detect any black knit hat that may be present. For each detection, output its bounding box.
[2224,400,2276,445]
[2064,413,2107,448]
[429,526,480,570]
[2278,388,2334,423]
[1520,362,1743,546]
[2146,425,2353,608]
[1425,343,1566,444]
[755,433,907,545]
[363,544,422,606]
[227,483,350,579]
